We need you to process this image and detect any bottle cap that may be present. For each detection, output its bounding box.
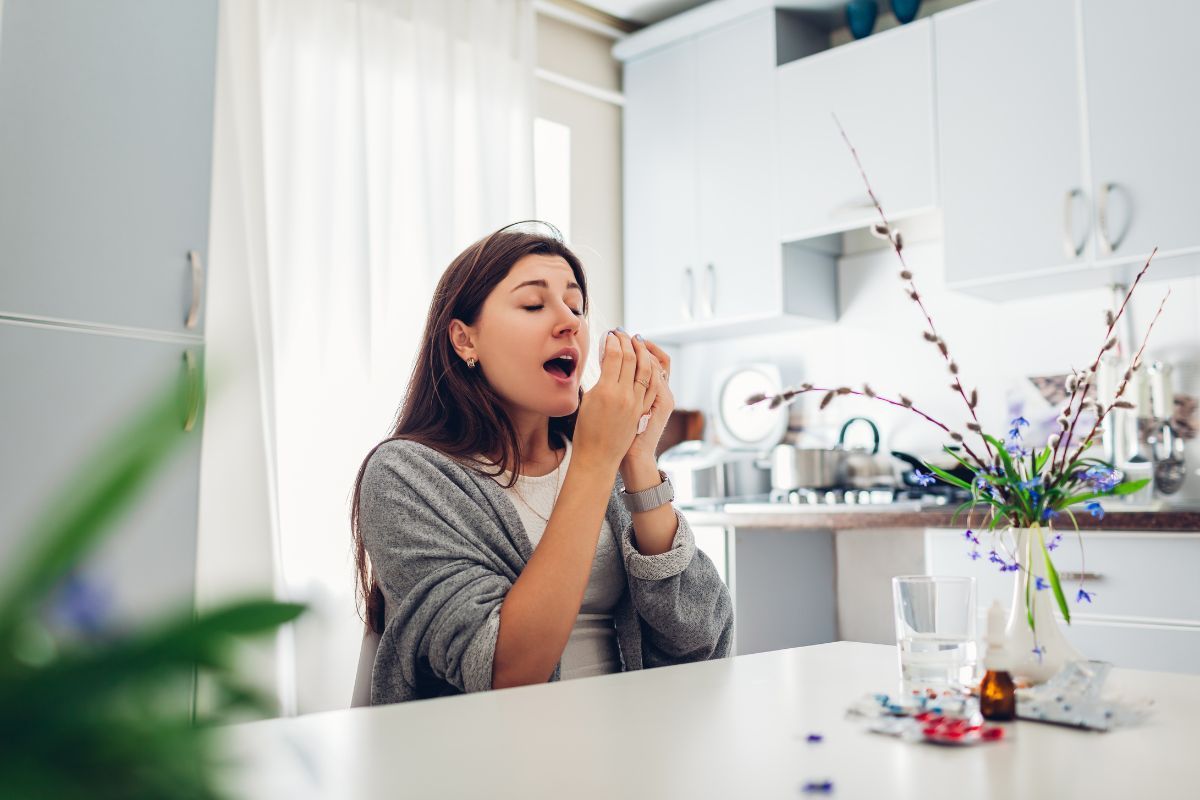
[983,600,1011,671]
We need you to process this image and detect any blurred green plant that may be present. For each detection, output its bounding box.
[0,358,304,799]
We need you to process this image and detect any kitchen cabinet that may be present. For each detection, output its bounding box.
[621,9,836,342]
[0,0,216,715]
[776,20,937,241]
[1080,0,1200,265]
[0,323,204,639]
[926,529,1200,674]
[936,0,1090,291]
[0,0,217,334]
[730,528,837,656]
[937,0,1200,298]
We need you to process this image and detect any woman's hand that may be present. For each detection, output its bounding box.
[573,330,656,472]
[620,335,674,475]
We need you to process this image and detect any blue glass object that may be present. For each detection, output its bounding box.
[891,0,921,24]
[846,0,878,39]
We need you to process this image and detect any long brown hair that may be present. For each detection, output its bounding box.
[351,222,589,633]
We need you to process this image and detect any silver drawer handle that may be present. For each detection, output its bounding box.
[681,266,694,321]
[703,263,715,318]
[183,349,201,432]
[1062,188,1087,258]
[1097,182,1128,256]
[186,250,204,330]
[1056,571,1103,582]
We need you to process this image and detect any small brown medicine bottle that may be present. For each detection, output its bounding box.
[979,600,1016,721]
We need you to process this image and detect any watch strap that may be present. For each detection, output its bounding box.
[621,470,674,514]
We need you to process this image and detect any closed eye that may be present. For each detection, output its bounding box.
[522,304,584,316]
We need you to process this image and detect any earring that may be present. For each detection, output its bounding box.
[466,357,477,369]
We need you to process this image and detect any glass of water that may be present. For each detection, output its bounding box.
[892,575,977,690]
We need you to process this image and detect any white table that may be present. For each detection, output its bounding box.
[218,642,1198,799]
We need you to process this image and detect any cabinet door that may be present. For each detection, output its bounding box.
[0,0,217,333]
[1082,0,1200,262]
[622,38,699,334]
[0,323,203,637]
[777,20,936,240]
[694,10,780,321]
[936,0,1090,286]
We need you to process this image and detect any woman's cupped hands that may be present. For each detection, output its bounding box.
[574,329,673,473]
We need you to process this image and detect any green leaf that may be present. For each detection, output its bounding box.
[1038,527,1071,625]
[1110,478,1150,496]
[984,434,1031,517]
[1034,445,1053,473]
[925,463,973,491]
[950,499,976,526]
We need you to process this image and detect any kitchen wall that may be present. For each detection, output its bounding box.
[671,212,1200,505]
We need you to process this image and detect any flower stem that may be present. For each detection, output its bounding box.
[833,113,994,463]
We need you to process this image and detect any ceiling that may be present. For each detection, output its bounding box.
[580,0,709,25]
[581,0,853,27]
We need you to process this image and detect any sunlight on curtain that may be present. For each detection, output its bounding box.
[207,0,535,714]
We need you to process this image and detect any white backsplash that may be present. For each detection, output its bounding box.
[672,224,1200,504]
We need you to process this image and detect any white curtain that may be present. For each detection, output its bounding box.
[201,0,535,715]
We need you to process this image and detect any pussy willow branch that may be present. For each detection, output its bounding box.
[1054,248,1158,473]
[750,386,988,469]
[1065,287,1171,469]
[833,113,994,463]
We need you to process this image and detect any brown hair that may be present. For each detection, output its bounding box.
[351,222,589,633]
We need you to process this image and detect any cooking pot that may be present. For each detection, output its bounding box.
[660,441,771,503]
[769,443,844,491]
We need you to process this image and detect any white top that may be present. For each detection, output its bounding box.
[497,439,624,680]
[220,641,1199,798]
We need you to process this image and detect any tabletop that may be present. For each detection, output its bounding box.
[216,641,1198,799]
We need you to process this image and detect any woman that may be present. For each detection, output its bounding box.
[351,223,733,704]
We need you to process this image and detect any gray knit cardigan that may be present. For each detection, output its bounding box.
[358,438,734,704]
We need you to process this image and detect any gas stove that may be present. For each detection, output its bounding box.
[716,484,972,514]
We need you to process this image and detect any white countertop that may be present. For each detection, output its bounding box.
[217,642,1197,799]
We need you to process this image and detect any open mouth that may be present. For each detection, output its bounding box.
[542,354,578,380]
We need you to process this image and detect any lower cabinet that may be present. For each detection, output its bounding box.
[0,321,203,700]
[925,529,1200,675]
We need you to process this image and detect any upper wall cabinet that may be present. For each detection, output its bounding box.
[776,20,936,241]
[936,0,1090,290]
[1081,0,1200,264]
[938,0,1200,297]
[0,0,217,334]
[621,9,836,342]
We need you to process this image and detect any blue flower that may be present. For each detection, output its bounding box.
[1028,489,1040,505]
[913,470,936,487]
[1005,443,1030,458]
[1042,507,1059,521]
[963,529,979,545]
[1004,562,1022,573]
[968,550,981,561]
[1076,588,1095,604]
[1035,577,1049,591]
[1047,533,1063,551]
[1083,466,1120,493]
[988,549,1003,565]
[1087,501,1104,519]
[1011,416,1030,429]
[48,569,112,637]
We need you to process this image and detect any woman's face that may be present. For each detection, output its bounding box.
[459,253,589,419]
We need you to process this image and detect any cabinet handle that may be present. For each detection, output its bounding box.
[183,349,201,432]
[185,250,204,330]
[1056,571,1103,583]
[681,267,695,321]
[703,263,716,318]
[1097,182,1128,256]
[1062,188,1088,258]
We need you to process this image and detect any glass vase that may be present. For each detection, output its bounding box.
[1003,526,1083,684]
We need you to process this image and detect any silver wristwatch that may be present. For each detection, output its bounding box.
[620,470,674,513]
